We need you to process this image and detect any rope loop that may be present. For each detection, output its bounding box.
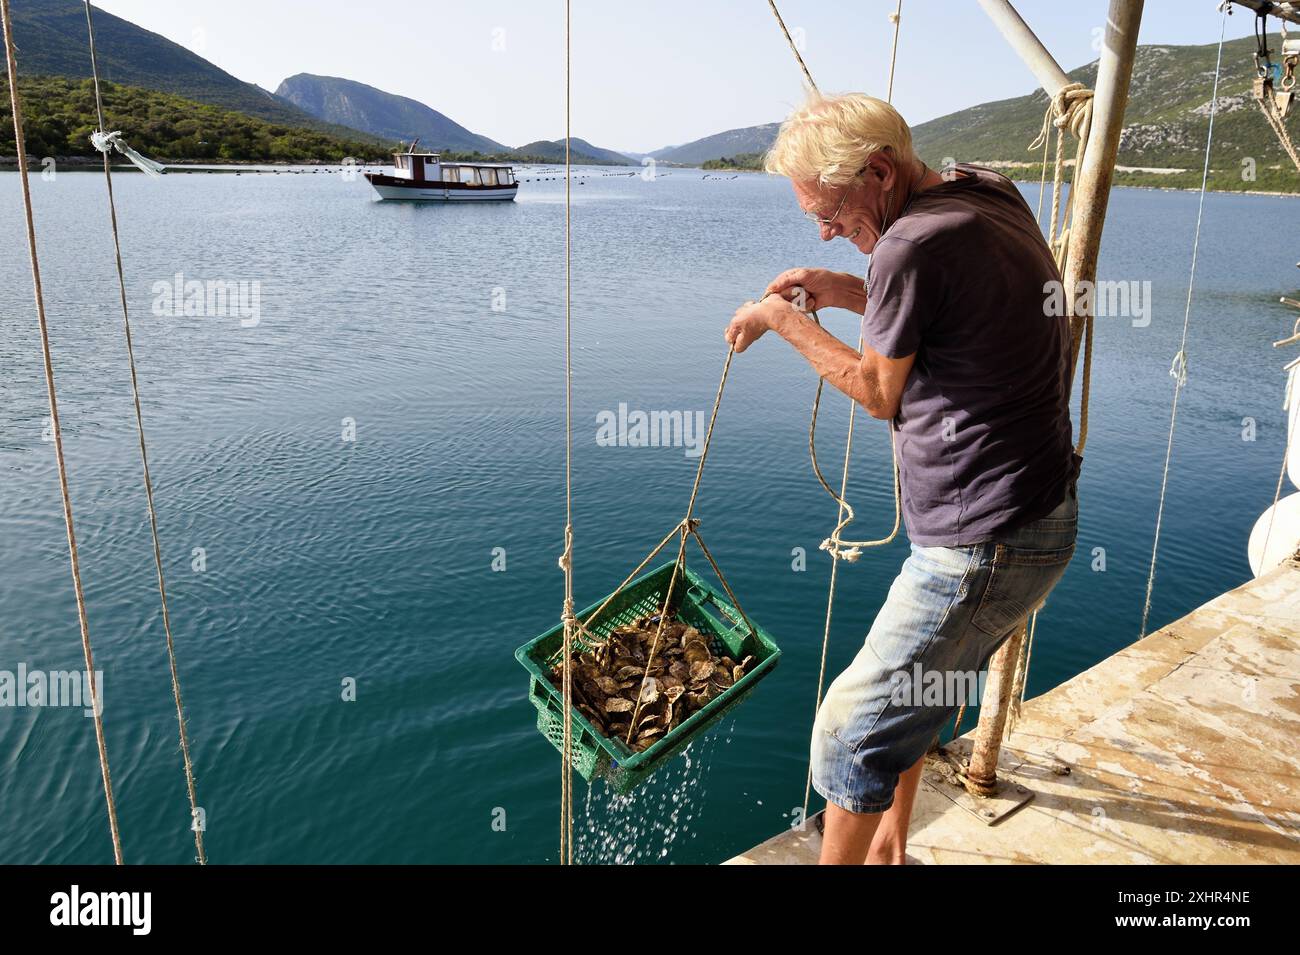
[1169,350,1189,387]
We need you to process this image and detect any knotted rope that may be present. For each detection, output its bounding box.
[2,0,123,864]
[1028,81,1095,456]
[1139,7,1228,641]
[89,129,166,177]
[764,0,908,820]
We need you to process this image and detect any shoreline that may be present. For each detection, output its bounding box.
[692,164,1300,198]
[3,157,1296,197]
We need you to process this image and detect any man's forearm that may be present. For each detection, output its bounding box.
[832,271,867,314]
[770,308,879,408]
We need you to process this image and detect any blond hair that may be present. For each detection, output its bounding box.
[764,91,916,187]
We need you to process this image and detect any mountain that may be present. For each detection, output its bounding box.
[512,137,634,165]
[649,123,780,165]
[0,0,371,140]
[277,74,635,164]
[1,75,387,163]
[910,37,1296,183]
[649,37,1298,191]
[276,73,506,154]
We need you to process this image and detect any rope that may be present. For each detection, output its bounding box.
[626,348,741,743]
[1139,8,1228,642]
[1,0,123,864]
[766,0,818,92]
[82,0,206,865]
[1026,82,1095,453]
[783,0,905,818]
[558,0,576,867]
[806,335,902,561]
[1254,81,1300,174]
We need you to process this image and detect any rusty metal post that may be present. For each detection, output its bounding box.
[964,624,1026,795]
[963,0,1144,797]
[1063,0,1146,377]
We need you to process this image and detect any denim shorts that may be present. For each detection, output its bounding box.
[810,481,1078,814]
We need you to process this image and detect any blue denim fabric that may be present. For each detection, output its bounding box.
[811,481,1078,814]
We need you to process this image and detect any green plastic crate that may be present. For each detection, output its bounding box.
[515,559,781,794]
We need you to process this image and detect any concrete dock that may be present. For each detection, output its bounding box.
[727,557,1300,864]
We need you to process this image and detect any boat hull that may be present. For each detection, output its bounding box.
[364,172,518,202]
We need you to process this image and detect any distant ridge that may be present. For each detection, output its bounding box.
[276,73,506,154]
[646,37,1299,191]
[1,0,371,140]
[649,123,780,166]
[512,137,634,165]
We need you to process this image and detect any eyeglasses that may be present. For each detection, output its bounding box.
[802,167,867,227]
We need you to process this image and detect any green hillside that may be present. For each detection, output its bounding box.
[0,75,390,163]
[910,36,1300,193]
[652,36,1298,192]
[1,0,380,143]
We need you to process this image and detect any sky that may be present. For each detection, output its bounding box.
[91,1,1266,154]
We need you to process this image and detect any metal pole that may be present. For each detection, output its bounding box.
[963,0,1145,799]
[964,624,1026,796]
[977,0,1073,97]
[1063,0,1145,373]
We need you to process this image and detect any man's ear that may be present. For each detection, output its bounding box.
[865,150,897,191]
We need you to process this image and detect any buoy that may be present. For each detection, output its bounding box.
[1248,490,1300,576]
[1287,366,1300,490]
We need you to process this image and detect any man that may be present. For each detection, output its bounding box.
[725,91,1080,865]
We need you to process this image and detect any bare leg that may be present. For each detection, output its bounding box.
[866,753,925,864]
[818,802,883,864]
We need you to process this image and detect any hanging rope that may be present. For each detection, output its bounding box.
[625,348,749,743]
[1,0,123,864]
[769,0,906,819]
[1252,12,1300,175]
[1138,7,1228,642]
[559,0,576,867]
[81,0,206,865]
[766,0,818,92]
[1027,81,1095,454]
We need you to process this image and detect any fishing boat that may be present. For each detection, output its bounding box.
[364,142,519,201]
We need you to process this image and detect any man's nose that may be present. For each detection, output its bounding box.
[819,222,838,242]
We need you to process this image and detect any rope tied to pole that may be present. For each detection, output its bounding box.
[89,129,167,177]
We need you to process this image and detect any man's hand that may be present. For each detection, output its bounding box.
[725,296,796,353]
[764,268,864,314]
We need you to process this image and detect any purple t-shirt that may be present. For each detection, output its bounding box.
[861,163,1080,547]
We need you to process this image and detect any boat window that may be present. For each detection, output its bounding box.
[480,168,498,186]
[442,166,458,182]
[458,166,479,185]
[501,170,514,185]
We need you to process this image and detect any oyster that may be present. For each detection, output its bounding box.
[548,610,757,749]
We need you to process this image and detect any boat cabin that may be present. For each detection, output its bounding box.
[392,148,517,187]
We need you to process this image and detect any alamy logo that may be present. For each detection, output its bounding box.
[595,403,706,458]
[0,665,104,717]
[152,271,261,327]
[50,885,151,935]
[1042,279,1151,327]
